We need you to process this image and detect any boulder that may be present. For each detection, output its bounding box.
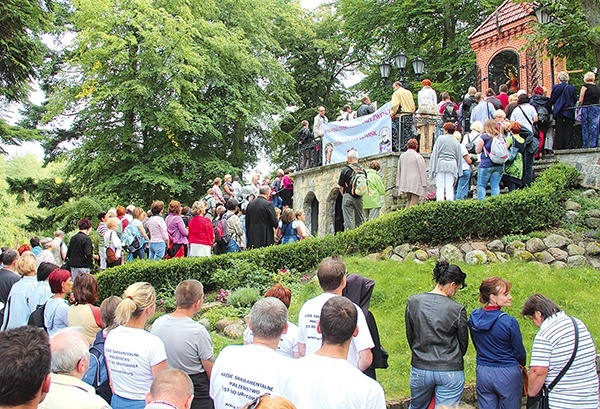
[567,255,588,268]
[564,200,582,211]
[390,254,404,262]
[526,238,546,253]
[484,250,498,263]
[582,189,598,198]
[585,217,600,229]
[415,249,429,261]
[394,243,411,258]
[588,209,600,218]
[465,250,487,265]
[567,244,586,256]
[427,248,440,258]
[588,257,600,269]
[550,261,569,269]
[530,261,550,269]
[198,318,211,331]
[495,252,511,263]
[505,240,525,255]
[366,253,379,261]
[487,240,505,252]
[413,259,425,264]
[405,251,416,261]
[548,247,568,262]
[216,317,244,333]
[471,242,488,252]
[380,246,394,259]
[565,210,578,222]
[513,250,534,261]
[543,234,568,249]
[440,244,463,262]
[535,251,555,264]
[460,243,474,254]
[223,323,245,339]
[586,242,600,256]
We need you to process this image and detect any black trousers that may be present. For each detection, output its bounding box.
[553,115,574,150]
[189,372,214,409]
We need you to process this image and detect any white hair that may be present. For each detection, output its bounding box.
[558,71,569,82]
[50,328,89,374]
[250,297,288,340]
[347,150,359,160]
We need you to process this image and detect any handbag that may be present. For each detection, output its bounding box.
[526,316,579,409]
[521,365,529,397]
[465,134,479,154]
[106,232,119,264]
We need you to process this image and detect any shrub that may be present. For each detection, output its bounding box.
[96,164,580,301]
[199,305,249,331]
[228,287,262,308]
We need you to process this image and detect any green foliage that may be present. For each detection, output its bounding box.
[96,164,580,303]
[227,287,262,308]
[501,234,531,245]
[199,305,249,331]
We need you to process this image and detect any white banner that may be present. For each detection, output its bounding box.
[322,102,392,165]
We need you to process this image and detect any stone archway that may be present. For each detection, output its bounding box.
[326,188,343,234]
[303,191,319,236]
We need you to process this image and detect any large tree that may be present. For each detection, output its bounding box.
[42,0,302,205]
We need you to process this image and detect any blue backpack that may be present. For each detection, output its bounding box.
[82,331,111,403]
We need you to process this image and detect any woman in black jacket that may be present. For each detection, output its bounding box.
[66,218,96,278]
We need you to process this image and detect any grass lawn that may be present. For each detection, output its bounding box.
[210,257,600,401]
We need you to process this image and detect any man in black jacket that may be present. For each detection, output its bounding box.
[298,120,313,170]
[245,185,278,249]
[67,218,97,279]
[0,249,20,325]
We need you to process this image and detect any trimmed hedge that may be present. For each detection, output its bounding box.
[96,163,580,300]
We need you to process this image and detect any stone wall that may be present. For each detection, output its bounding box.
[292,149,598,237]
[555,148,600,188]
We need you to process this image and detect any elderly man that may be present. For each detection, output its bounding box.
[39,328,111,409]
[313,106,328,140]
[297,256,374,371]
[145,370,194,409]
[151,280,214,409]
[210,297,290,409]
[282,297,385,409]
[0,326,52,409]
[357,96,375,117]
[51,230,67,266]
[245,185,278,249]
[391,81,415,151]
[338,149,366,230]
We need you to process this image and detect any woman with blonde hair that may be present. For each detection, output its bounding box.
[476,119,504,200]
[104,217,123,267]
[105,282,167,409]
[578,71,600,148]
[127,207,150,260]
[1,251,38,330]
[188,200,214,257]
[294,210,309,239]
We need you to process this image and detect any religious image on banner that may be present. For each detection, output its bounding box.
[322,102,392,165]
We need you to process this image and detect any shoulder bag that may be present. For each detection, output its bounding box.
[526,316,579,409]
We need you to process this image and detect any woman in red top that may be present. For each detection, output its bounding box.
[188,201,214,257]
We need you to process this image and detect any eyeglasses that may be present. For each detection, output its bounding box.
[247,393,270,409]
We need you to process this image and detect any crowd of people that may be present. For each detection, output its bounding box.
[0,255,598,409]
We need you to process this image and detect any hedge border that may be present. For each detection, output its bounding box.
[96,163,580,300]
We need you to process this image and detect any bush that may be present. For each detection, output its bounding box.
[96,164,580,301]
[228,287,262,308]
[199,305,249,331]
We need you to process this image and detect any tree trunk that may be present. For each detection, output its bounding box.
[231,119,245,169]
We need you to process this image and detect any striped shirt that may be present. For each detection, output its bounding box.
[530,311,599,409]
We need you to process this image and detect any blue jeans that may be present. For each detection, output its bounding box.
[226,240,241,253]
[409,366,465,409]
[477,165,503,200]
[455,168,471,200]
[111,394,145,409]
[149,242,166,260]
[581,105,600,148]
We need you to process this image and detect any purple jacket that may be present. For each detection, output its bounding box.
[165,213,188,244]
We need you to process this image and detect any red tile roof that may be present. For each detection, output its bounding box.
[469,0,536,40]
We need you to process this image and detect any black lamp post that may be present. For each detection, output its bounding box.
[534,4,554,24]
[379,52,425,85]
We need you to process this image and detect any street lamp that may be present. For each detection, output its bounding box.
[378,61,392,84]
[379,52,425,84]
[534,4,554,24]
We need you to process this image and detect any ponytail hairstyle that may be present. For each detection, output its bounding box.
[115,282,156,325]
[433,261,466,288]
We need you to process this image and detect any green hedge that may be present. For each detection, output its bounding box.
[96,163,580,300]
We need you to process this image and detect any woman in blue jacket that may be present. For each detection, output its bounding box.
[468,277,526,409]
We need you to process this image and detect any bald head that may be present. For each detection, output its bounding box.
[50,328,89,379]
[146,369,194,409]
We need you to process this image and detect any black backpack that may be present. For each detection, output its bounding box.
[536,104,552,126]
[27,303,47,331]
[442,101,458,122]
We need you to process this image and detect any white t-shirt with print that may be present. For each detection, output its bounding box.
[210,344,290,409]
[105,326,167,400]
[280,353,386,409]
[243,321,299,358]
[297,293,374,368]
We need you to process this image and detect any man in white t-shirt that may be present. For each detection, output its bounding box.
[210,297,290,409]
[297,256,374,370]
[151,280,214,409]
[145,369,194,409]
[281,297,386,409]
